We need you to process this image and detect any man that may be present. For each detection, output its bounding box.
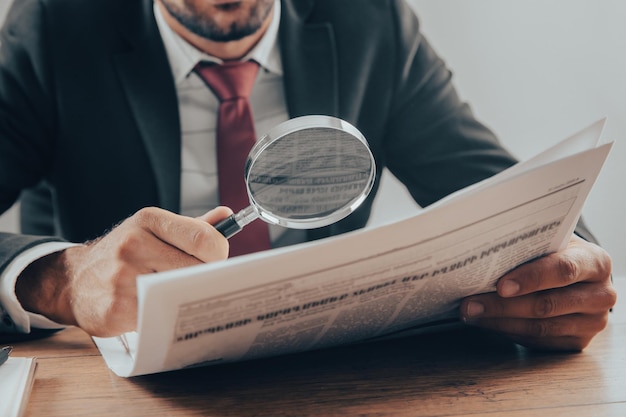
[0,0,615,350]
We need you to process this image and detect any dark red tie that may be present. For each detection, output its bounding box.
[195,61,271,257]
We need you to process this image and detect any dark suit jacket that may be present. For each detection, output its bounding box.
[0,0,596,313]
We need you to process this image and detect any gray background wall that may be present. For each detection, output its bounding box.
[1,0,624,275]
[370,0,626,276]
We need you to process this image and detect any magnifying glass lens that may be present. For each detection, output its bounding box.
[248,126,373,220]
[215,116,375,237]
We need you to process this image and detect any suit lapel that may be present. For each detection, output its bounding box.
[113,0,181,212]
[280,0,339,241]
[280,0,339,118]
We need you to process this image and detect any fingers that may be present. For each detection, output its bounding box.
[496,235,612,298]
[197,206,233,224]
[460,288,613,351]
[129,207,230,265]
[462,282,617,321]
[111,227,205,273]
[459,234,616,351]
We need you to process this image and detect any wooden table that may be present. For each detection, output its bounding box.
[12,278,626,417]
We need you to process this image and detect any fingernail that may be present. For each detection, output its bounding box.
[500,280,520,297]
[466,301,484,318]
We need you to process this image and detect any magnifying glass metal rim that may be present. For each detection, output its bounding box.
[247,115,376,229]
[215,115,376,237]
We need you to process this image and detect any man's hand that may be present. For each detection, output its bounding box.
[16,207,232,338]
[460,234,616,351]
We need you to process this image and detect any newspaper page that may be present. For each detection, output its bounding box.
[94,121,613,377]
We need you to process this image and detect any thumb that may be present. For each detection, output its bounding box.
[197,206,234,225]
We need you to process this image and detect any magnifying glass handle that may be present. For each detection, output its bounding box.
[214,206,259,239]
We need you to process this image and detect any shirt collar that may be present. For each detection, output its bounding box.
[154,0,283,85]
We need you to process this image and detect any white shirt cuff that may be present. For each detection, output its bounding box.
[0,241,80,333]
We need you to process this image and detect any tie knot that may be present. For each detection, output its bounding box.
[195,61,259,101]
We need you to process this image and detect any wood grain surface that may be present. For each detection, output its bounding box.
[12,278,625,417]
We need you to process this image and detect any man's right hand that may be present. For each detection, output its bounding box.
[15,207,232,337]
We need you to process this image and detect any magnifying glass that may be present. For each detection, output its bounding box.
[215,115,376,238]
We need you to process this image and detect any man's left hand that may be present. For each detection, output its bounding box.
[460,234,616,351]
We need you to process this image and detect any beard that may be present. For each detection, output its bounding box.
[159,0,275,42]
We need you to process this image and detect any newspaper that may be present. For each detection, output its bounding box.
[94,119,613,377]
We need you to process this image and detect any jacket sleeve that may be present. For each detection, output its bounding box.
[0,1,65,337]
[383,0,597,244]
[0,1,62,260]
[0,234,65,338]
